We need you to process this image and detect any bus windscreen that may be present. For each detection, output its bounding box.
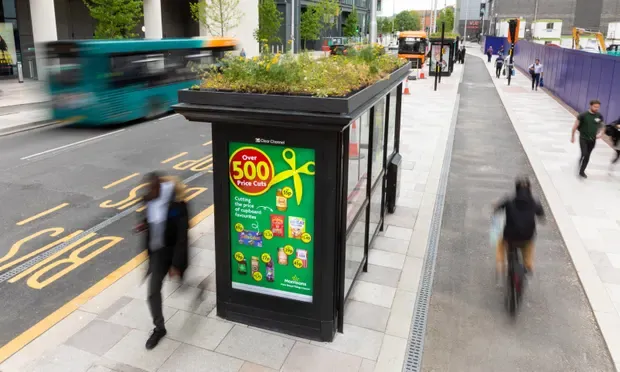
[398,37,426,54]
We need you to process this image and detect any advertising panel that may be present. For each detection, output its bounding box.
[229,142,315,303]
[0,22,17,66]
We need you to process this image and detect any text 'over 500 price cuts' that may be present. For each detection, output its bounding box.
[229,147,275,196]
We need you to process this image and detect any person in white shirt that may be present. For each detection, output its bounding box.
[529,59,544,91]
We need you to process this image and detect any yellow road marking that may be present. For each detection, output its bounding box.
[190,205,213,228]
[161,152,188,164]
[0,251,147,365]
[0,204,214,364]
[202,140,212,146]
[16,203,69,226]
[103,173,140,190]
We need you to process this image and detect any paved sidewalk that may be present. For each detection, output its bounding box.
[471,47,620,369]
[0,109,52,135]
[0,80,49,107]
[0,80,52,135]
[0,67,462,372]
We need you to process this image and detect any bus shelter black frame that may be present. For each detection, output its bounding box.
[174,63,408,342]
[429,37,456,77]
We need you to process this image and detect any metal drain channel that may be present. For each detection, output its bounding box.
[403,92,461,372]
[0,170,208,284]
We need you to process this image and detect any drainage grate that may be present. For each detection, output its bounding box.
[403,93,460,372]
[0,170,208,283]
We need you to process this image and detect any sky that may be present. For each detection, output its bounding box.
[380,0,456,16]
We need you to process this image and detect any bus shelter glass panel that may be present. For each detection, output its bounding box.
[347,110,370,228]
[345,212,366,297]
[371,98,386,186]
[387,88,397,157]
[368,181,383,241]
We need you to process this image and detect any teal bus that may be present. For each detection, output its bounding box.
[45,38,236,126]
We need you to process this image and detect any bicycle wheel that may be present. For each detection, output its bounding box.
[506,249,518,316]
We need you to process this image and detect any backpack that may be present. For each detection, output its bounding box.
[505,201,537,240]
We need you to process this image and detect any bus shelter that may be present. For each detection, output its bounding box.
[174,63,409,341]
[428,37,456,77]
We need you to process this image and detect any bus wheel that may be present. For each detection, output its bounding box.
[146,98,165,120]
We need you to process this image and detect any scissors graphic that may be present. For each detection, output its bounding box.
[269,148,315,205]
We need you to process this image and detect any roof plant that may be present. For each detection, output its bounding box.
[197,44,406,97]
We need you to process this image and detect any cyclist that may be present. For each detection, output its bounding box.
[493,177,545,283]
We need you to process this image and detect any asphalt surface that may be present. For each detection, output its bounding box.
[0,114,214,346]
[421,58,615,371]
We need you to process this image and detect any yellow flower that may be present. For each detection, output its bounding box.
[266,63,271,71]
[252,56,259,61]
[270,55,279,64]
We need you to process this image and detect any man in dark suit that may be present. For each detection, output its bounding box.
[138,172,189,349]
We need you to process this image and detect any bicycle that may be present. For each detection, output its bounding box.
[505,241,527,316]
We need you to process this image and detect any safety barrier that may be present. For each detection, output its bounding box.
[514,40,620,121]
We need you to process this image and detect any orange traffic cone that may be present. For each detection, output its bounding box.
[419,71,425,79]
[349,120,360,159]
[403,79,411,95]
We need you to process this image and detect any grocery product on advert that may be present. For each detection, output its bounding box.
[229,142,315,302]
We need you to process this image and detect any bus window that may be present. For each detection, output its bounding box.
[399,37,426,54]
[47,54,82,87]
[109,54,154,87]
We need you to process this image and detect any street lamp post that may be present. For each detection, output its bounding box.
[433,0,439,33]
[291,0,295,51]
[370,0,377,43]
[463,0,469,41]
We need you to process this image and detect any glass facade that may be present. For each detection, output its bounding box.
[0,0,18,76]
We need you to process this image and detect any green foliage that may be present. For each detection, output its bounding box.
[394,10,420,32]
[377,17,394,34]
[83,0,143,39]
[315,0,341,33]
[254,0,283,44]
[430,32,460,39]
[343,7,359,37]
[300,5,321,48]
[436,7,455,33]
[190,0,243,37]
[199,45,404,97]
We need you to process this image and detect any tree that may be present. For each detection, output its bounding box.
[343,7,359,37]
[83,0,143,39]
[315,0,340,34]
[190,0,244,37]
[377,16,393,34]
[254,0,283,44]
[436,7,455,33]
[394,10,420,32]
[300,5,321,49]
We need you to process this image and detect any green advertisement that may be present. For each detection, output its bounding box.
[228,141,315,303]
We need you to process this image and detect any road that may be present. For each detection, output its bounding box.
[421,58,615,371]
[0,114,214,347]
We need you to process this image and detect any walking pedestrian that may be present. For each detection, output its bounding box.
[486,46,493,63]
[460,45,466,64]
[498,45,505,55]
[138,172,190,350]
[495,53,505,78]
[529,59,543,91]
[605,117,620,165]
[240,48,246,58]
[571,100,605,178]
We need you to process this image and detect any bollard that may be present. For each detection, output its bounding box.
[17,61,24,83]
[28,59,35,79]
